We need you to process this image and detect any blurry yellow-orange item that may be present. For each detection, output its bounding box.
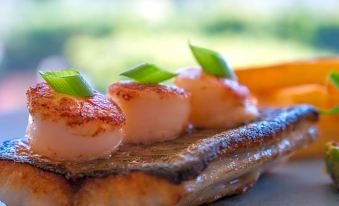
[236,58,339,92]
[258,84,327,108]
[235,57,339,157]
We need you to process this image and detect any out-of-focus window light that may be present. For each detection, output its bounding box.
[137,0,171,21]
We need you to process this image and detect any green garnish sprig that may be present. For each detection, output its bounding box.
[189,42,236,80]
[321,72,339,115]
[39,70,94,97]
[321,106,339,115]
[120,63,177,83]
[329,72,339,88]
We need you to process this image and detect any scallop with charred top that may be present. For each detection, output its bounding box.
[174,68,259,129]
[26,82,125,161]
[107,81,191,144]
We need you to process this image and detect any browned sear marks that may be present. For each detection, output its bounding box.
[26,82,125,127]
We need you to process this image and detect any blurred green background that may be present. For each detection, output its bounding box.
[0,0,339,112]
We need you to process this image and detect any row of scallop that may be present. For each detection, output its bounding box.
[26,67,258,162]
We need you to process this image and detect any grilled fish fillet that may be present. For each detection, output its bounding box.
[0,105,318,206]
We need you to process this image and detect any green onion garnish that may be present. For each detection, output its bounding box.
[329,72,339,88]
[321,106,339,115]
[39,70,94,97]
[120,63,177,83]
[189,42,236,79]
[321,72,339,115]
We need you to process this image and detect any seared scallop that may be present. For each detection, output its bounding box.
[174,68,258,129]
[107,81,190,144]
[26,82,125,161]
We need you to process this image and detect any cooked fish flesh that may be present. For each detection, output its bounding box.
[0,105,318,206]
[26,82,125,161]
[174,68,259,129]
[108,81,191,144]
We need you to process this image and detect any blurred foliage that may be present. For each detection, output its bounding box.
[313,23,339,52]
[1,1,339,90]
[2,18,114,70]
[66,33,329,91]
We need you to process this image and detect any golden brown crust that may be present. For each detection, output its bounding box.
[108,81,190,101]
[0,160,183,206]
[27,82,125,127]
[0,161,72,206]
[74,172,183,206]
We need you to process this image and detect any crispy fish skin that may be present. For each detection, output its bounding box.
[0,105,317,183]
[0,105,319,206]
[74,172,183,206]
[0,161,72,206]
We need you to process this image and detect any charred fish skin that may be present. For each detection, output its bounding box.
[0,105,319,206]
[26,82,125,162]
[0,105,318,183]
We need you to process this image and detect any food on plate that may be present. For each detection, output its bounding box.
[26,71,125,161]
[325,142,339,190]
[174,44,258,129]
[108,63,190,144]
[235,58,339,157]
[0,44,321,206]
[326,72,339,108]
[0,105,318,205]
